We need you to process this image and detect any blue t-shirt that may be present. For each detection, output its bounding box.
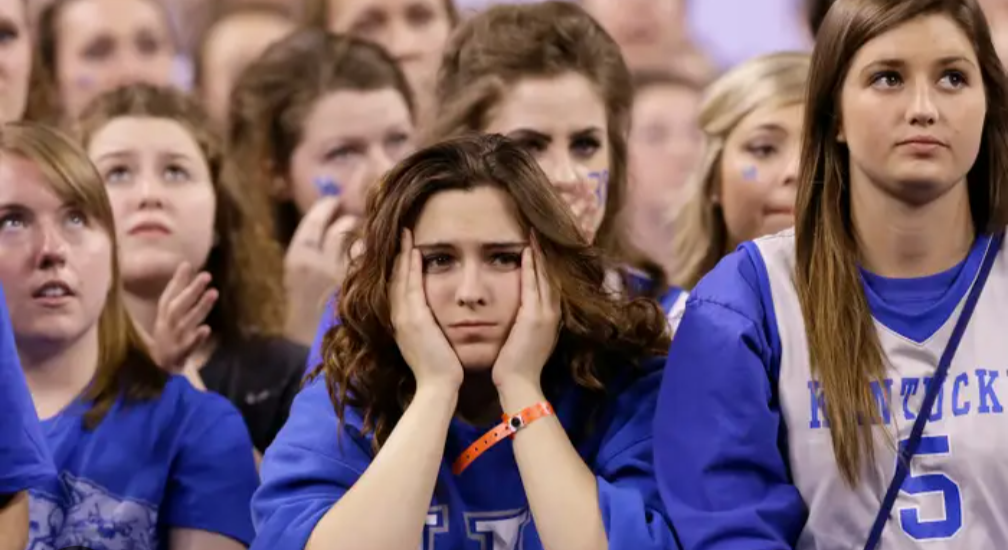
[0,286,55,495]
[28,376,260,550]
[253,358,675,550]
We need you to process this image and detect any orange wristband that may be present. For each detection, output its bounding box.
[451,401,554,475]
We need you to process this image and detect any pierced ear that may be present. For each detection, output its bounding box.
[836,123,846,143]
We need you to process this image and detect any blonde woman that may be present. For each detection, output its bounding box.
[670,51,810,296]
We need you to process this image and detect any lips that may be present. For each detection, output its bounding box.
[897,136,947,148]
[31,279,74,299]
[448,321,496,329]
[128,220,171,236]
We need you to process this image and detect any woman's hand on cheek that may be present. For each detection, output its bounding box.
[390,229,465,393]
[492,237,562,404]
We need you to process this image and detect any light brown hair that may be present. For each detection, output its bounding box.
[227,28,414,246]
[0,121,167,428]
[311,133,670,450]
[302,0,459,29]
[76,84,288,344]
[428,1,664,291]
[672,52,810,289]
[25,0,178,126]
[798,0,1008,484]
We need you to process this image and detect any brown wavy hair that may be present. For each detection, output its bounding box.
[427,1,666,295]
[798,0,1008,484]
[227,28,414,246]
[75,84,287,344]
[0,121,167,428]
[310,133,670,450]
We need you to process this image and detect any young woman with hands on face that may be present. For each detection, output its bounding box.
[251,134,676,550]
[0,121,257,550]
[76,84,307,457]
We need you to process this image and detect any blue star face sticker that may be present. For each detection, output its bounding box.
[314,176,341,197]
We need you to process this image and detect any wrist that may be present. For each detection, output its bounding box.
[496,380,545,413]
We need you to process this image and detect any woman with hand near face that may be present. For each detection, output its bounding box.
[657,0,1008,548]
[76,84,308,458]
[0,121,257,550]
[252,133,675,550]
[28,0,178,126]
[229,29,417,346]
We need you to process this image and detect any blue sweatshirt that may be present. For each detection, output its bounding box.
[654,232,1003,549]
[0,286,55,496]
[252,357,676,550]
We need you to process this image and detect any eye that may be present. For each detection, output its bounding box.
[136,32,161,56]
[352,13,384,35]
[421,252,454,273]
[103,165,132,184]
[407,4,436,26]
[324,146,359,164]
[571,136,601,158]
[163,164,190,182]
[0,23,21,45]
[489,252,522,270]
[83,37,114,61]
[870,70,903,89]
[940,70,968,89]
[746,143,777,159]
[0,212,25,231]
[65,208,88,227]
[517,137,548,155]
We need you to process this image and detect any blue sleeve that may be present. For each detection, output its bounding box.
[0,286,55,494]
[592,359,677,549]
[251,378,372,550]
[305,297,338,375]
[164,391,259,545]
[654,247,806,549]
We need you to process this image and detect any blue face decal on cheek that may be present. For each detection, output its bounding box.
[742,166,759,181]
[314,176,340,197]
[588,169,610,203]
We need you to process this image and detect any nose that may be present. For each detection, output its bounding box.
[906,78,939,126]
[137,174,165,209]
[781,148,799,187]
[539,151,582,191]
[35,221,68,270]
[386,22,423,63]
[454,262,487,308]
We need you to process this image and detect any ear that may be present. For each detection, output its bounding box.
[271,175,291,200]
[836,121,846,143]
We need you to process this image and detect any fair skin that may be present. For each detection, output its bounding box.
[629,82,702,270]
[54,0,176,120]
[87,117,218,386]
[284,88,415,344]
[200,10,294,127]
[0,492,28,550]
[582,0,686,70]
[717,101,802,250]
[326,0,452,120]
[0,153,241,550]
[485,72,610,243]
[306,187,608,550]
[838,14,985,278]
[0,0,30,124]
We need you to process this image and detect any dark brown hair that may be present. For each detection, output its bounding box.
[807,0,839,37]
[76,84,288,344]
[302,0,459,29]
[797,0,1008,484]
[26,0,177,125]
[0,121,167,428]
[227,28,414,246]
[428,1,666,294]
[311,133,670,450]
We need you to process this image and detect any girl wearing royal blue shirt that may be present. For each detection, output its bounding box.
[253,134,676,550]
[0,121,258,550]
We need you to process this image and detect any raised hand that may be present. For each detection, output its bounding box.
[491,236,562,392]
[554,168,607,242]
[146,262,218,372]
[390,229,464,392]
[284,196,360,345]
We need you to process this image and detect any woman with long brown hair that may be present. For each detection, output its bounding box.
[228,28,417,346]
[0,121,257,549]
[252,134,676,550]
[76,83,307,457]
[656,0,1008,548]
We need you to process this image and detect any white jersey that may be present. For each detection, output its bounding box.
[756,229,1008,550]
